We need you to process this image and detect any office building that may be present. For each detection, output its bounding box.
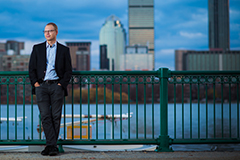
[1,55,30,71]
[120,45,153,71]
[208,0,229,50]
[100,45,109,70]
[0,43,6,53]
[5,40,24,55]
[66,42,91,71]
[99,15,126,71]
[128,0,154,69]
[175,49,240,71]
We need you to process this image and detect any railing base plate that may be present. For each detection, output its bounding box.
[155,146,173,152]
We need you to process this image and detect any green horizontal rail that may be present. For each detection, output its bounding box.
[0,70,239,76]
[170,70,240,75]
[0,138,239,145]
[172,139,240,144]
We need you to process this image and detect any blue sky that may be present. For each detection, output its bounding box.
[0,0,239,70]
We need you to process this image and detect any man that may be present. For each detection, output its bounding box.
[29,22,72,156]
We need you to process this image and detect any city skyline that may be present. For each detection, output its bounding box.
[0,0,239,70]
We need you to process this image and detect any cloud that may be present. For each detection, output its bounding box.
[0,0,128,40]
[154,49,175,70]
[232,47,240,50]
[172,9,208,30]
[54,0,127,10]
[155,34,208,50]
[230,9,240,18]
[191,8,208,20]
[155,61,175,71]
[154,9,164,23]
[179,31,205,38]
[155,0,181,6]
[156,49,175,56]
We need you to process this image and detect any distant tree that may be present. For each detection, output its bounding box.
[71,87,128,104]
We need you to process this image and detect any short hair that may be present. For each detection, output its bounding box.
[46,22,58,31]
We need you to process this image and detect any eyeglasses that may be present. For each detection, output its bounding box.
[43,30,55,34]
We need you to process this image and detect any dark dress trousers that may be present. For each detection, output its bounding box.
[29,41,72,146]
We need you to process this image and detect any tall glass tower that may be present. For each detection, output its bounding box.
[208,0,229,50]
[128,0,154,70]
[99,15,126,71]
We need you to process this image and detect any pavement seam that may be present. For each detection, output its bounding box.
[101,152,112,160]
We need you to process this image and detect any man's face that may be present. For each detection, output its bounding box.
[44,25,58,41]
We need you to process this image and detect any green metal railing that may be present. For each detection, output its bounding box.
[0,68,239,152]
[168,70,240,145]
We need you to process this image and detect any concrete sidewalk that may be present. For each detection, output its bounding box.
[0,151,240,160]
[1,144,240,160]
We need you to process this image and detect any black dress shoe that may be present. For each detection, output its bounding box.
[49,146,59,156]
[41,146,51,156]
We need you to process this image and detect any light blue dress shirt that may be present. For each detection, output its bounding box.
[44,41,59,81]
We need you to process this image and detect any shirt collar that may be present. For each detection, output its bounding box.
[46,41,57,48]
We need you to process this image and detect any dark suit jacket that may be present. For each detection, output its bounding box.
[29,41,72,96]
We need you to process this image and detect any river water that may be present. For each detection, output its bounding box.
[0,103,239,140]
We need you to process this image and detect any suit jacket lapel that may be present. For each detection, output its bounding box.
[55,42,60,70]
[40,42,47,66]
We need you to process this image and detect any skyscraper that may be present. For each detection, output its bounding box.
[99,15,126,71]
[128,0,154,70]
[208,0,229,50]
[100,45,109,70]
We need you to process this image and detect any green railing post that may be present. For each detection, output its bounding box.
[58,139,64,153]
[155,68,173,152]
